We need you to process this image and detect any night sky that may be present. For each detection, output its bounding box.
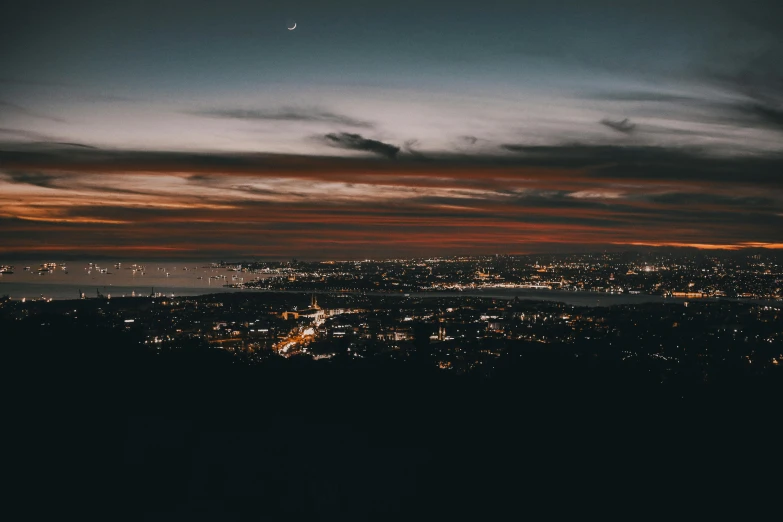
[1,0,782,259]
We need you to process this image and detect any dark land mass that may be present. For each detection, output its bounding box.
[4,293,781,520]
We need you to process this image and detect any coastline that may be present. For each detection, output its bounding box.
[3,281,779,308]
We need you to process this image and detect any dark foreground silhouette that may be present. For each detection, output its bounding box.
[6,317,781,520]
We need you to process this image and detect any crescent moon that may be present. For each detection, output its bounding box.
[287,22,297,30]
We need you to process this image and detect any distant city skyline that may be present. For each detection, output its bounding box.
[1,1,781,258]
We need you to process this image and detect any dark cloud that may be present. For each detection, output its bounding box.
[699,39,783,131]
[0,145,273,171]
[61,205,209,222]
[0,127,51,141]
[0,128,97,150]
[600,118,636,134]
[187,174,215,184]
[644,192,780,209]
[588,80,783,133]
[0,143,408,177]
[586,91,699,103]
[704,59,783,131]
[746,103,783,131]
[461,135,479,145]
[3,141,782,187]
[231,184,312,200]
[499,143,783,185]
[639,125,710,138]
[192,107,373,128]
[50,142,97,149]
[2,143,782,258]
[702,35,783,93]
[0,133,97,149]
[499,143,693,166]
[0,100,66,123]
[1,171,61,188]
[322,133,400,159]
[403,139,429,160]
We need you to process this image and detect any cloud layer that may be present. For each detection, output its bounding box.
[192,107,374,128]
[1,143,781,258]
[2,1,782,258]
[322,133,401,159]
